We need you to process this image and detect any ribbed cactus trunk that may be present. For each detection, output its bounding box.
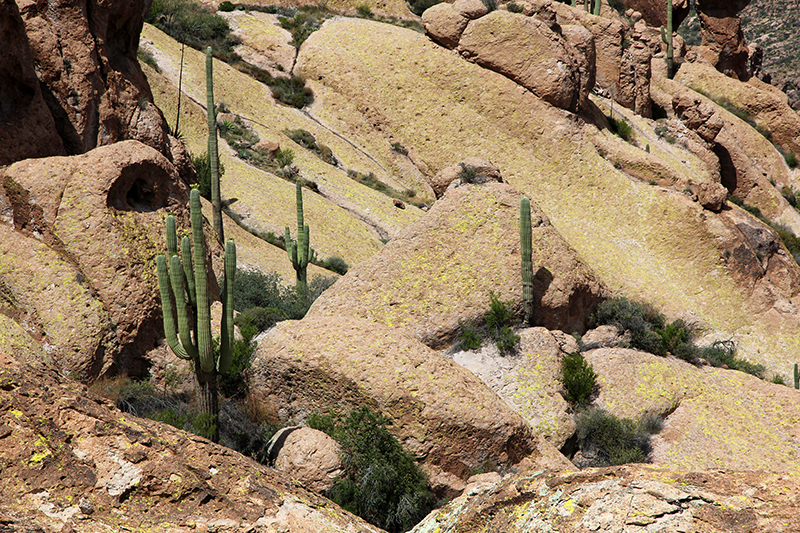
[520,197,534,326]
[157,188,236,443]
[794,363,799,389]
[661,0,674,78]
[286,180,312,291]
[593,0,600,16]
[206,47,224,243]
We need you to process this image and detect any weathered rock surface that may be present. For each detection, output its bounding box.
[247,315,548,480]
[430,157,503,198]
[1,140,196,379]
[411,466,800,533]
[694,0,752,80]
[12,0,171,159]
[220,10,296,77]
[422,2,469,49]
[308,183,605,347]
[621,0,691,28]
[0,351,383,533]
[456,10,589,111]
[0,0,65,164]
[271,427,343,494]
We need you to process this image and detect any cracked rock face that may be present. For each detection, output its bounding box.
[411,467,800,532]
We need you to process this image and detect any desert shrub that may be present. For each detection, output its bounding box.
[317,406,436,533]
[137,48,160,71]
[274,147,295,168]
[561,352,597,406]
[458,321,483,350]
[235,306,288,332]
[507,1,523,12]
[357,4,373,17]
[781,186,798,207]
[574,408,660,467]
[485,293,519,354]
[457,162,479,184]
[409,0,442,16]
[233,268,336,321]
[191,152,226,201]
[700,340,765,378]
[271,75,314,108]
[219,0,236,11]
[786,151,799,169]
[495,326,520,354]
[390,142,408,155]
[608,116,632,141]
[146,0,238,56]
[319,255,349,275]
[286,128,317,150]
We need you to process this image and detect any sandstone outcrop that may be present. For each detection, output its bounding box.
[0,0,65,164]
[0,141,199,379]
[412,466,800,532]
[308,183,605,347]
[0,350,383,532]
[247,315,550,481]
[694,0,752,80]
[11,0,172,160]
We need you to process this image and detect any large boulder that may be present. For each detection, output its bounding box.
[12,0,171,158]
[271,427,343,494]
[0,140,197,379]
[247,316,545,480]
[0,350,383,532]
[309,183,605,348]
[456,10,589,111]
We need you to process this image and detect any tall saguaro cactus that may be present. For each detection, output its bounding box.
[157,189,236,442]
[520,197,534,326]
[206,47,224,243]
[286,180,314,291]
[661,0,674,78]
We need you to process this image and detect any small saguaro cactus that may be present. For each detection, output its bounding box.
[286,180,315,291]
[593,0,600,16]
[206,47,223,243]
[660,0,674,78]
[520,197,534,326]
[794,363,799,389]
[156,188,236,442]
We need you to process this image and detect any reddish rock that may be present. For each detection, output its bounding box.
[272,427,343,494]
[695,0,752,79]
[620,0,691,28]
[422,3,469,49]
[12,0,170,158]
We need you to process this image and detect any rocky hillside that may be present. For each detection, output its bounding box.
[741,0,800,109]
[4,0,800,530]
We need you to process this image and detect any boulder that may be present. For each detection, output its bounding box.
[1,140,198,379]
[219,10,296,77]
[620,0,691,28]
[413,466,800,532]
[247,315,543,479]
[672,91,725,143]
[430,157,503,198]
[13,0,170,158]
[422,2,469,49]
[308,183,605,347]
[271,427,343,494]
[452,0,489,19]
[457,10,587,111]
[580,324,627,350]
[0,351,383,532]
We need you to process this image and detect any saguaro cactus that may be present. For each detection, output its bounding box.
[520,197,534,326]
[593,0,600,16]
[157,188,236,442]
[794,363,799,389]
[660,0,674,78]
[286,180,314,291]
[206,47,223,243]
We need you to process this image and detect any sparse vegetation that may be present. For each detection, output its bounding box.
[574,408,663,467]
[233,268,336,320]
[485,292,520,354]
[457,321,483,350]
[191,152,225,201]
[146,0,239,58]
[137,48,160,72]
[785,151,799,168]
[608,115,632,141]
[309,406,436,533]
[346,169,423,207]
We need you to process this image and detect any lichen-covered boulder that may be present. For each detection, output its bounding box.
[422,2,469,49]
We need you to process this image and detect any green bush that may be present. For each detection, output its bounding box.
[319,255,349,275]
[574,408,660,467]
[495,326,520,354]
[274,148,295,168]
[608,116,632,141]
[409,0,442,15]
[507,1,523,12]
[233,268,336,320]
[234,306,288,332]
[271,75,314,108]
[560,352,597,406]
[484,293,519,354]
[146,0,238,57]
[313,407,436,533]
[700,340,765,378]
[191,152,225,201]
[219,1,235,11]
[457,321,483,350]
[786,151,799,169]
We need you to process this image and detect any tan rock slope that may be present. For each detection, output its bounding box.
[0,350,383,533]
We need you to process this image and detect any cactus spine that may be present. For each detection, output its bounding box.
[286,180,313,291]
[794,363,799,389]
[520,197,534,326]
[206,47,223,243]
[660,0,674,78]
[157,189,236,442]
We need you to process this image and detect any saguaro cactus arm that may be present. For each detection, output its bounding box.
[520,197,534,326]
[218,239,236,374]
[157,255,192,361]
[660,0,674,78]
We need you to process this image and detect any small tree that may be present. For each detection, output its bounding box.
[156,189,236,442]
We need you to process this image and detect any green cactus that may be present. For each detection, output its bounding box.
[794,363,799,389]
[206,47,224,243]
[660,0,674,78]
[157,188,236,442]
[286,180,315,291]
[520,197,534,326]
[593,0,600,16]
